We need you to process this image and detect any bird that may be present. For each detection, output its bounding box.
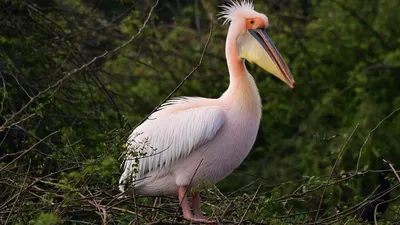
[119,1,295,223]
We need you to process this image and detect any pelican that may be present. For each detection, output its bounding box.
[119,1,295,223]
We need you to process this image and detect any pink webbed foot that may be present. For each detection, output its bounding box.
[185,217,217,224]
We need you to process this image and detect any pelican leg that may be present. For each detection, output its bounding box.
[192,191,205,219]
[178,186,216,224]
[178,186,193,219]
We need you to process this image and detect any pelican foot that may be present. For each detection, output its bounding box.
[184,217,217,224]
[179,187,216,224]
[194,214,205,219]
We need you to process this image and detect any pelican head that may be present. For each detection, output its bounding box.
[220,1,295,88]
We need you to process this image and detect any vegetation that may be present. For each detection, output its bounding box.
[1,0,399,224]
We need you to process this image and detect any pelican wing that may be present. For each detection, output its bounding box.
[119,98,226,192]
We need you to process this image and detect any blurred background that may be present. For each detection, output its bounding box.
[1,0,399,224]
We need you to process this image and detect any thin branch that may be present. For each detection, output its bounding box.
[239,182,263,224]
[314,123,359,223]
[0,73,7,114]
[130,16,214,132]
[5,159,31,224]
[356,108,400,171]
[374,194,400,225]
[0,131,59,172]
[382,160,400,184]
[0,0,159,131]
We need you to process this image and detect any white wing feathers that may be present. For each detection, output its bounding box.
[119,100,226,192]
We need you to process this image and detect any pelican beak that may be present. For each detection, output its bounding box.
[249,29,295,88]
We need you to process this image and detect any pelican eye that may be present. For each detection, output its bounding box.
[250,20,254,24]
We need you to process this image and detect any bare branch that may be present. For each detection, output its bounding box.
[0,0,159,131]
[314,123,359,223]
[356,108,400,171]
[131,16,215,132]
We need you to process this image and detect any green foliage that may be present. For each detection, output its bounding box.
[29,212,61,225]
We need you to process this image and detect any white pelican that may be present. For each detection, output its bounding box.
[119,1,295,223]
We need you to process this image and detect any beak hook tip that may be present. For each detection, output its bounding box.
[290,82,296,89]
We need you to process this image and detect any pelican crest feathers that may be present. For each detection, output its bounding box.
[219,0,255,25]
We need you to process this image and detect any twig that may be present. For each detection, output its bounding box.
[79,193,107,225]
[5,159,31,224]
[314,184,399,224]
[132,186,139,225]
[314,123,359,223]
[0,131,59,172]
[239,182,263,224]
[130,16,214,132]
[356,108,400,171]
[374,194,400,225]
[0,73,6,114]
[383,159,400,183]
[0,0,159,132]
